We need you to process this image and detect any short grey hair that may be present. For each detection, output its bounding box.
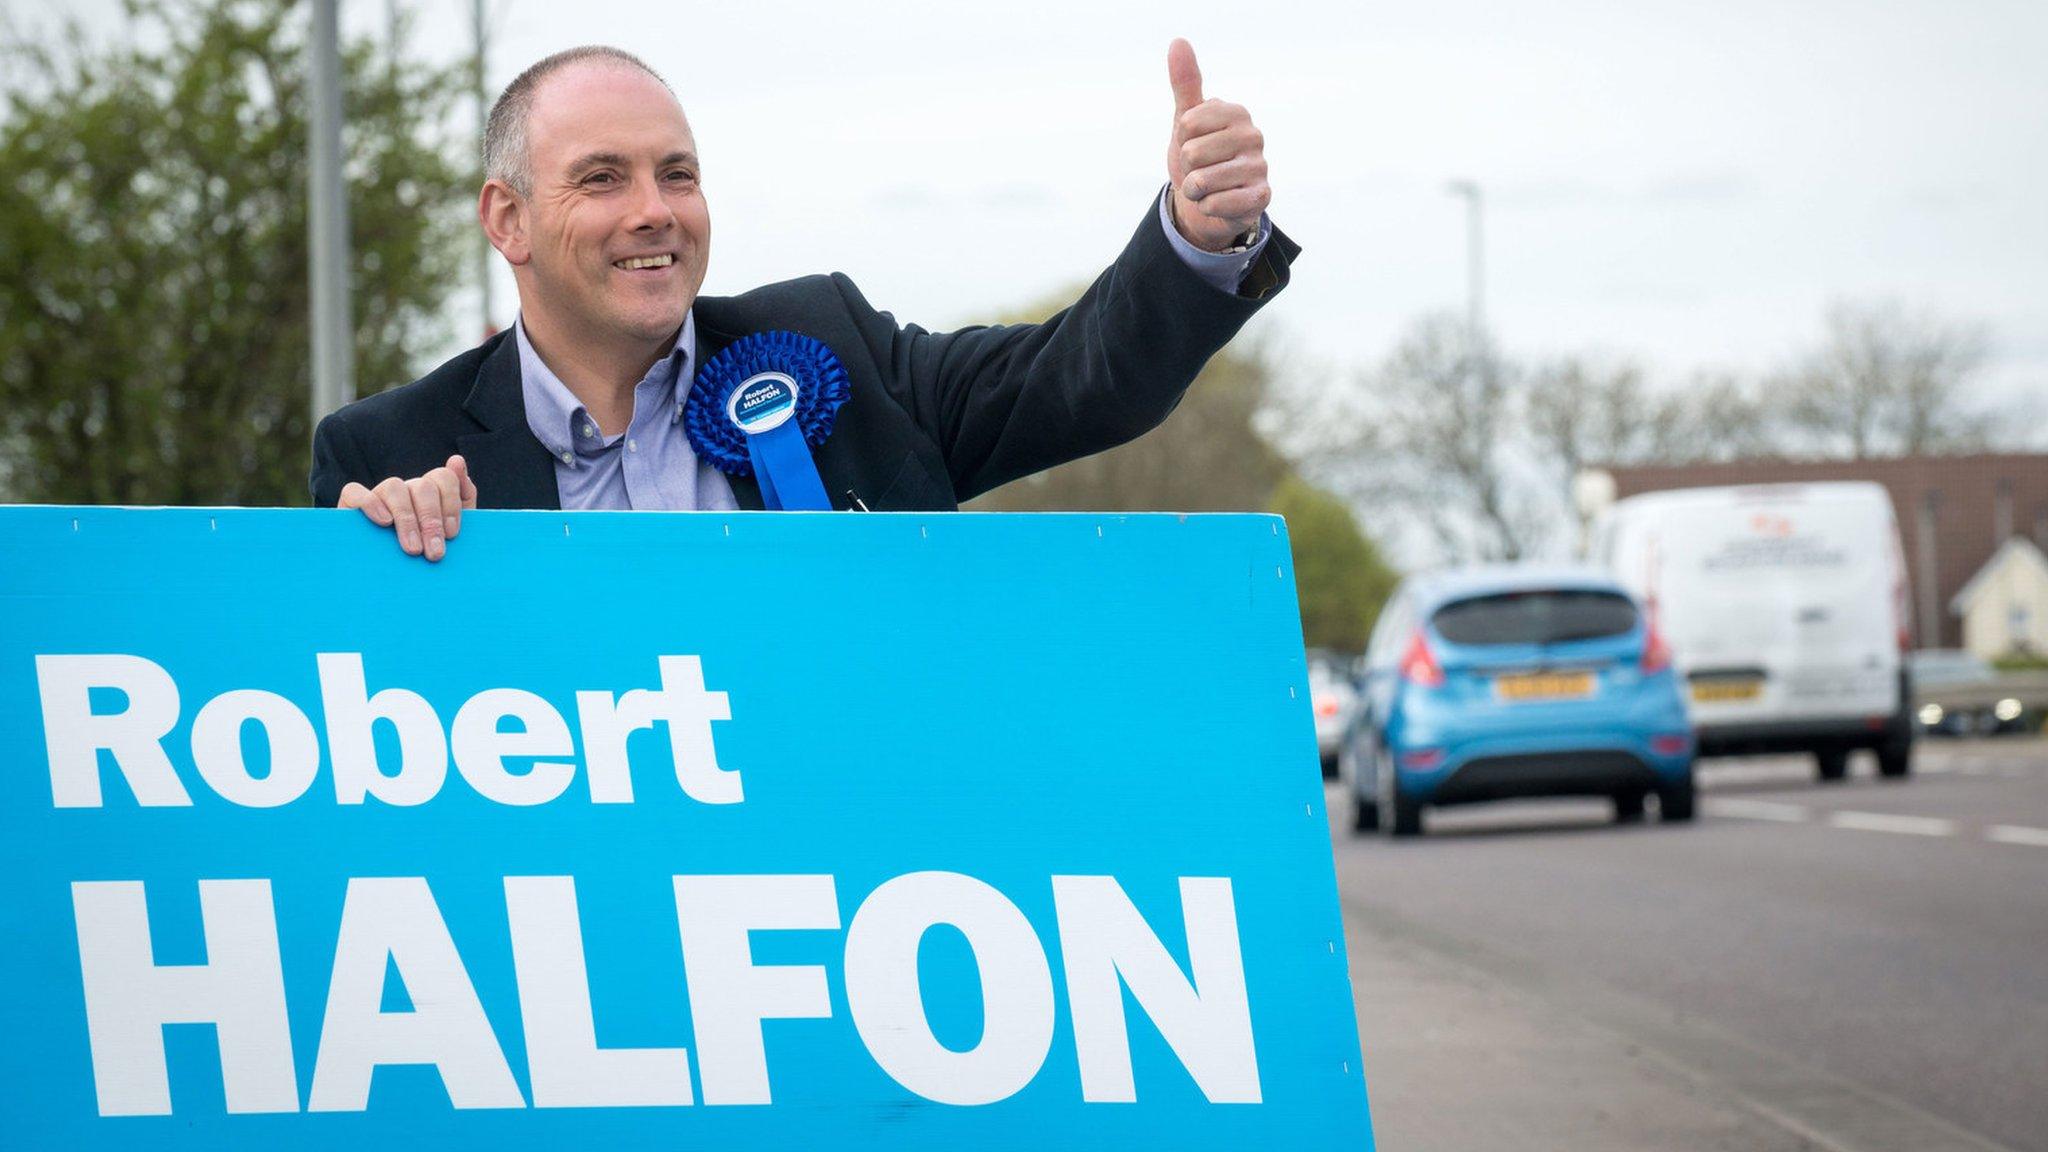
[483,46,675,196]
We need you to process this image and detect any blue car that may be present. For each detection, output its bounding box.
[1337,565,1695,837]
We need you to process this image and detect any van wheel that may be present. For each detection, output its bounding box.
[1658,775,1696,822]
[1877,740,1912,779]
[1815,748,1851,782]
[1614,792,1647,822]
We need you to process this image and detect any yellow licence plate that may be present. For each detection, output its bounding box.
[1495,672,1595,701]
[1692,679,1763,703]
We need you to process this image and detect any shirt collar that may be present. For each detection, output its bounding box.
[515,313,696,464]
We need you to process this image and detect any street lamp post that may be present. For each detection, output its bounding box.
[308,0,354,425]
[474,0,495,338]
[1445,179,1483,341]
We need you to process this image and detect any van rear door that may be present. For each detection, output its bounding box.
[1648,490,1900,724]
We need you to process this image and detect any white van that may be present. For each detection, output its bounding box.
[1591,482,1914,781]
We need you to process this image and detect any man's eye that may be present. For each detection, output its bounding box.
[665,170,697,184]
[585,172,618,186]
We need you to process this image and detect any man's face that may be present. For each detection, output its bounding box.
[514,64,710,349]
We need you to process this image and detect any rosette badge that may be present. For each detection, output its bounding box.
[685,331,850,510]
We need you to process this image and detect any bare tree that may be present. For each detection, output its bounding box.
[1666,370,1783,462]
[1277,293,2027,573]
[1527,355,1679,555]
[1291,312,1547,563]
[1777,298,1995,458]
[1525,356,1682,479]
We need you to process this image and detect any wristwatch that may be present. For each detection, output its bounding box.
[1217,225,1261,255]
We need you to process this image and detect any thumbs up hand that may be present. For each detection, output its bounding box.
[1165,38,1271,252]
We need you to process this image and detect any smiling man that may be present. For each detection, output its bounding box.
[310,43,1297,558]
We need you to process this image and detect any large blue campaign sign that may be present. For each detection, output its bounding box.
[0,507,1372,1149]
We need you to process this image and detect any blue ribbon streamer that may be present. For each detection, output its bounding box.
[746,420,830,511]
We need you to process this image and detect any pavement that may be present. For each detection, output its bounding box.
[1333,736,2048,1152]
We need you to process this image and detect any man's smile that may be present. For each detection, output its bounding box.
[613,253,676,272]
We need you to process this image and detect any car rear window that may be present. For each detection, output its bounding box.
[1431,590,1639,646]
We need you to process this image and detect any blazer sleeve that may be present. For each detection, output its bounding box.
[835,204,1299,502]
[308,410,370,509]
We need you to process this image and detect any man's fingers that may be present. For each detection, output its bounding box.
[1181,154,1269,202]
[1168,38,1204,117]
[1177,124,1263,177]
[1186,183,1271,223]
[449,454,478,509]
[404,476,450,562]
[429,467,463,541]
[348,468,470,560]
[375,477,423,556]
[336,481,396,527]
[1175,100,1253,142]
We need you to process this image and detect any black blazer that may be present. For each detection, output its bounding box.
[310,205,1299,512]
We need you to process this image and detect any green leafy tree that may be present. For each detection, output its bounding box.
[1270,475,1398,652]
[0,0,473,504]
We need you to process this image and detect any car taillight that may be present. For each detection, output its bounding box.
[1397,747,1446,770]
[1642,620,1672,676]
[1650,733,1691,756]
[1399,627,1445,688]
[1889,527,1912,654]
[1315,698,1341,718]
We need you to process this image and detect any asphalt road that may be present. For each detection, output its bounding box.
[1333,736,2048,1152]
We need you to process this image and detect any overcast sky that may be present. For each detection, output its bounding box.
[44,0,2048,415]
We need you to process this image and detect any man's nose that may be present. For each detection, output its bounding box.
[625,174,673,231]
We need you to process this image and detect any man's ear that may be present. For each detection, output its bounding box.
[479,180,531,266]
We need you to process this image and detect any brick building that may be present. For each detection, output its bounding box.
[1579,454,2048,651]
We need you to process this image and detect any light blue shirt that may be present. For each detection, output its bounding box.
[1156,184,1273,293]
[520,189,1272,510]
[516,312,739,512]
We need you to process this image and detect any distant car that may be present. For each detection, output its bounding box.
[1307,651,1358,777]
[1337,565,1695,837]
[1592,481,1914,782]
[1908,649,2030,736]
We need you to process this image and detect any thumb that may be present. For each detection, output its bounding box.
[1168,38,1204,115]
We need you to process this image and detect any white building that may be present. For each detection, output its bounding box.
[1950,537,2048,660]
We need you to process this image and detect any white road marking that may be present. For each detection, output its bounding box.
[1703,797,1811,823]
[1826,811,1956,837]
[1986,824,2048,848]
[1699,762,1812,786]
[1706,807,2048,849]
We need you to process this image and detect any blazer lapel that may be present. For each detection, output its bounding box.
[455,332,562,510]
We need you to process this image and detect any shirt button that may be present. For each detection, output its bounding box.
[559,451,572,463]
[581,424,596,438]
[627,440,638,452]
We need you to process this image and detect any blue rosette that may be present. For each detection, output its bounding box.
[684,331,850,510]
